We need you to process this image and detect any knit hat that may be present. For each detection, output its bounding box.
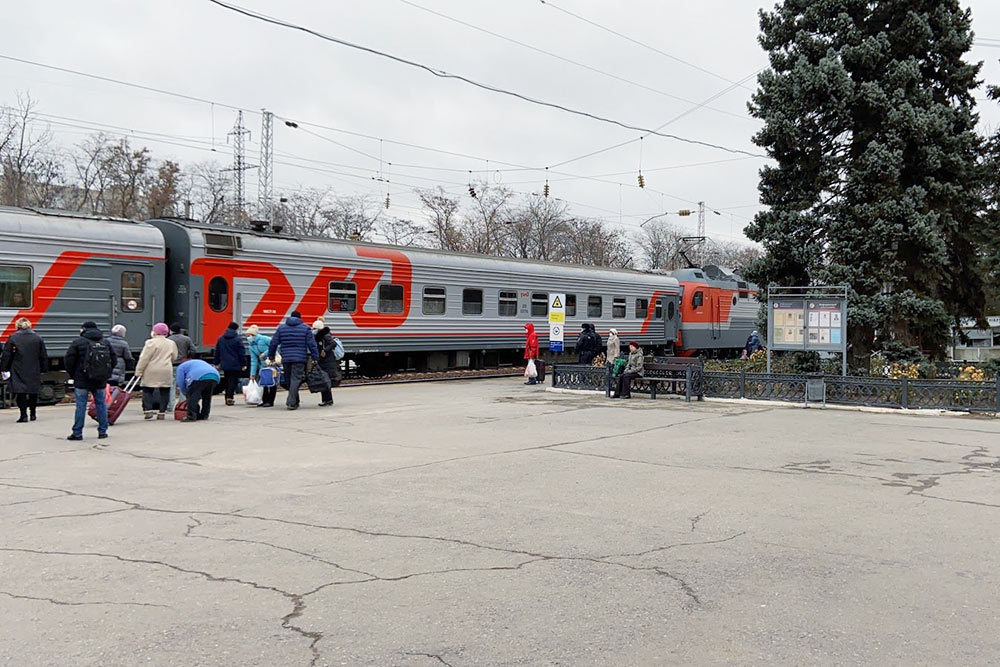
[312,319,325,330]
[170,322,182,334]
[152,322,170,336]
[227,321,239,330]
[82,321,97,329]
[628,340,639,348]
[111,324,126,337]
[609,328,618,335]
[246,324,259,336]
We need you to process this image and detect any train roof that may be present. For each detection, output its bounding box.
[0,206,165,249]
[150,216,681,289]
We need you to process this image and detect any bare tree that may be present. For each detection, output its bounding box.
[146,160,180,218]
[377,216,428,246]
[505,195,572,260]
[0,93,58,207]
[417,186,463,250]
[462,181,514,256]
[320,194,383,239]
[102,138,151,218]
[561,218,633,268]
[275,187,333,236]
[180,161,232,224]
[69,133,116,213]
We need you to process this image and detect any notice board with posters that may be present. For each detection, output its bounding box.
[767,287,848,375]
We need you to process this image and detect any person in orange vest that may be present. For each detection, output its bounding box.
[523,323,540,385]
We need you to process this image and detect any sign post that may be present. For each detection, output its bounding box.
[549,293,565,353]
[767,286,848,376]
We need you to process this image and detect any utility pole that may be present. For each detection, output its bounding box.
[224,110,256,224]
[258,109,274,224]
[697,201,706,266]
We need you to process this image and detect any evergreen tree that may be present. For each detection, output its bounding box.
[746,0,990,366]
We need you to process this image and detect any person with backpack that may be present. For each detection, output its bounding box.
[64,321,116,441]
[107,324,133,387]
[246,324,276,408]
[2,317,48,423]
[213,322,246,406]
[135,323,178,420]
[267,310,318,410]
[313,321,342,406]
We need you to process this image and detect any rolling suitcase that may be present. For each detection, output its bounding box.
[535,359,546,382]
[89,375,139,425]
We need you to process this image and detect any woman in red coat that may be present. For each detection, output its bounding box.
[523,323,540,385]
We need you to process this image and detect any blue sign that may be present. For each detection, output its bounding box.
[549,341,563,353]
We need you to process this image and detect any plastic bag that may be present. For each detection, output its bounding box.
[243,379,263,405]
[524,359,538,379]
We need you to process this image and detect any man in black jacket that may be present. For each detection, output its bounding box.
[64,321,116,441]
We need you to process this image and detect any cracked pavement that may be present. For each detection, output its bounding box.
[1,379,998,665]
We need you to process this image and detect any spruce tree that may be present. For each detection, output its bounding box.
[746,0,989,366]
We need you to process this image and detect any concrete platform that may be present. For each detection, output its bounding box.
[1,379,998,666]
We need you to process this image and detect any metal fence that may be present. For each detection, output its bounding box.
[551,364,1000,412]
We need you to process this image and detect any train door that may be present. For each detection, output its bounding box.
[112,264,151,349]
[710,290,722,341]
[663,296,680,345]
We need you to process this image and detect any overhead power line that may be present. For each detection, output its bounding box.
[539,0,756,92]
[204,0,765,158]
[397,0,754,124]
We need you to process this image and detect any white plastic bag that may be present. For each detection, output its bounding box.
[243,379,263,406]
[524,359,537,379]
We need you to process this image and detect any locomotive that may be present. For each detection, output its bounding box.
[0,207,756,399]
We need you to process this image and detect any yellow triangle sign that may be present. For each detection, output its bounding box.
[552,296,563,309]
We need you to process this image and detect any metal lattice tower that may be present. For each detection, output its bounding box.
[226,110,253,222]
[258,110,274,223]
[697,201,706,266]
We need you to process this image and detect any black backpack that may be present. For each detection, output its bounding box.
[82,340,114,382]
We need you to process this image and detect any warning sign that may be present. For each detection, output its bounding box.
[548,293,565,352]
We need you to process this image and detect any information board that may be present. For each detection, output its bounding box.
[767,287,848,375]
[548,293,565,352]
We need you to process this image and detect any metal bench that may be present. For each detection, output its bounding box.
[633,357,705,402]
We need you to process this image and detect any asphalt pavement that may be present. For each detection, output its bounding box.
[1,379,998,666]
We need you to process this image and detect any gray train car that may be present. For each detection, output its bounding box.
[147,218,683,372]
[670,266,758,356]
[0,208,165,398]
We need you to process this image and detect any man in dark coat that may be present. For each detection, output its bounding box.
[576,323,601,365]
[2,317,48,423]
[64,321,116,441]
[314,323,339,406]
[213,322,246,405]
[267,310,319,410]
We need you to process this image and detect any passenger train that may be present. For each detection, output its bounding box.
[0,207,757,398]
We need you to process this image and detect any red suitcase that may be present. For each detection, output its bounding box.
[88,375,139,425]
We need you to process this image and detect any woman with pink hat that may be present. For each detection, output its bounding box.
[134,322,178,420]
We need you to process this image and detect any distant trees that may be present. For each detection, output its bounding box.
[634,219,761,272]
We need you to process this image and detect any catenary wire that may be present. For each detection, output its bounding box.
[203,0,766,158]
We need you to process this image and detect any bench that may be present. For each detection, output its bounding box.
[625,357,705,402]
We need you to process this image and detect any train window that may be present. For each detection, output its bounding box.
[587,296,602,318]
[667,301,676,320]
[655,299,663,319]
[531,293,548,317]
[378,284,405,314]
[0,265,32,309]
[612,298,626,318]
[121,272,144,312]
[738,281,749,299]
[208,276,229,312]
[732,295,738,306]
[462,289,483,315]
[635,298,648,319]
[692,291,704,308]
[565,294,576,317]
[422,286,446,315]
[328,282,357,313]
[498,291,517,317]
[204,233,242,257]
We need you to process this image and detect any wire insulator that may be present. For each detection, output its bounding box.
[385,194,390,209]
[543,182,550,198]
[638,173,645,189]
[469,186,477,198]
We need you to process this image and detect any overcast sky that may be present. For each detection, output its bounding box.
[4,0,1000,245]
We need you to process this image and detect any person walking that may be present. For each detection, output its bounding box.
[523,323,539,385]
[213,322,246,406]
[267,310,318,410]
[313,320,338,406]
[107,324,133,387]
[743,330,763,359]
[606,328,620,366]
[64,321,116,441]
[135,323,178,420]
[611,341,645,399]
[1,318,48,423]
[175,356,220,421]
[246,324,276,408]
[167,322,194,410]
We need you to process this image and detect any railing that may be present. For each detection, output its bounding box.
[551,365,1000,412]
